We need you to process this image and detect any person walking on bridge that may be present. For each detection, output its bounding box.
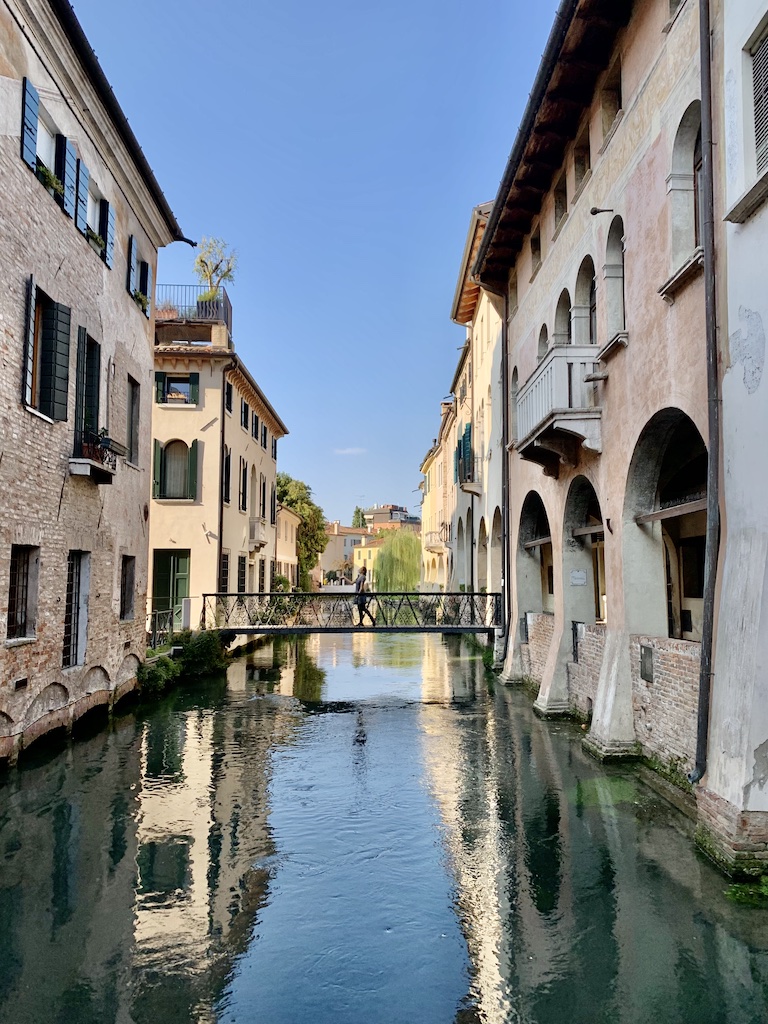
[354,566,376,627]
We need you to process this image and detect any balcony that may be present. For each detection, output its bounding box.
[425,526,450,554]
[458,453,482,496]
[249,516,268,551]
[69,430,128,485]
[515,345,602,475]
[155,285,233,339]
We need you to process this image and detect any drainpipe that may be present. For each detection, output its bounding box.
[500,289,511,652]
[690,0,720,784]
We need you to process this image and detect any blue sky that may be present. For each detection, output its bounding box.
[72,0,559,523]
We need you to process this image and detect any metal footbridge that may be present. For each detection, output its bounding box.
[202,591,502,636]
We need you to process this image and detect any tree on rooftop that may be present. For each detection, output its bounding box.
[276,473,328,590]
[194,236,238,298]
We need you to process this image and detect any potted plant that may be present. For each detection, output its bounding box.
[86,226,105,255]
[36,158,63,197]
[132,289,149,314]
[194,236,237,317]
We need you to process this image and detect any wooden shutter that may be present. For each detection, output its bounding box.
[75,160,89,234]
[21,78,39,171]
[22,276,36,406]
[140,260,153,318]
[85,339,101,432]
[188,440,198,500]
[55,135,77,218]
[152,439,162,497]
[189,372,199,404]
[126,235,137,294]
[754,34,768,174]
[39,302,71,421]
[99,199,115,268]
[223,448,231,503]
[463,423,471,465]
[74,326,87,443]
[154,371,166,403]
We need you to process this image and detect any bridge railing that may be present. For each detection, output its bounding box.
[201,591,502,632]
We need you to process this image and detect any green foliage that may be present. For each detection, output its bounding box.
[132,289,148,312]
[351,506,366,528]
[36,159,63,195]
[194,236,237,293]
[724,876,768,906]
[173,629,229,677]
[273,573,291,592]
[276,472,328,589]
[375,530,421,591]
[137,655,181,695]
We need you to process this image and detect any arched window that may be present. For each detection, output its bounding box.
[555,289,571,346]
[574,255,597,345]
[669,101,702,269]
[163,441,189,498]
[604,216,626,339]
[537,324,549,361]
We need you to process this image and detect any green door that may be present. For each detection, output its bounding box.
[153,549,190,627]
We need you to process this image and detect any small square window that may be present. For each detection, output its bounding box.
[7,545,39,639]
[640,644,654,683]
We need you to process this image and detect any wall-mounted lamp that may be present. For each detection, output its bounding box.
[590,207,614,216]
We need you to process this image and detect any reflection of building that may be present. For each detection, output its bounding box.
[149,295,288,627]
[0,0,186,757]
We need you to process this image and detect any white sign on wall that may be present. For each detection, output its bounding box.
[570,569,588,587]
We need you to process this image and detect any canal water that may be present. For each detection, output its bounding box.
[1,633,767,1024]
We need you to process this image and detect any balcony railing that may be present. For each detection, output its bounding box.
[516,345,602,447]
[70,429,128,484]
[155,285,233,337]
[249,516,268,550]
[458,453,482,494]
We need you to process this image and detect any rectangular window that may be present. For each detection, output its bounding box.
[23,279,71,420]
[251,410,259,439]
[259,473,267,518]
[530,227,541,274]
[237,555,247,594]
[271,436,278,460]
[223,447,231,504]
[127,376,140,464]
[241,398,250,429]
[154,371,199,405]
[225,380,233,413]
[74,328,101,454]
[574,123,591,191]
[120,556,136,621]
[270,484,277,525]
[63,551,89,668]
[601,58,622,139]
[554,173,567,226]
[270,560,276,590]
[753,32,768,174]
[7,545,39,639]
[238,457,248,512]
[258,558,266,593]
[219,550,230,593]
[261,423,268,449]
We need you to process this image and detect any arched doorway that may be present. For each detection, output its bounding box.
[574,255,597,346]
[465,506,474,590]
[477,518,488,592]
[554,289,572,346]
[490,507,503,594]
[516,492,555,684]
[604,216,625,340]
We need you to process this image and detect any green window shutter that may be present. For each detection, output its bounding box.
[55,135,77,218]
[126,235,137,294]
[39,302,71,421]
[74,326,87,441]
[152,439,162,497]
[188,440,199,500]
[75,160,89,234]
[189,372,199,404]
[454,445,458,483]
[85,339,100,431]
[154,371,166,403]
[21,78,39,171]
[140,260,152,318]
[22,276,36,406]
[99,200,115,268]
[463,423,471,465]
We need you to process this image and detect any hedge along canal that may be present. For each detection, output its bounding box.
[0,632,767,1024]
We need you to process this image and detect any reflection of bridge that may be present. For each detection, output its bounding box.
[202,592,502,635]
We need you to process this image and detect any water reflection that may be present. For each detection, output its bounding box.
[0,635,766,1024]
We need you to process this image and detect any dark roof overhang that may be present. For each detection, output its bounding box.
[473,0,633,294]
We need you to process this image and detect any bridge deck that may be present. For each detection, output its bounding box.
[201,591,502,635]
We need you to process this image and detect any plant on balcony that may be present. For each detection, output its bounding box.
[36,159,63,196]
[156,301,179,319]
[194,236,238,296]
[86,226,105,251]
[132,289,149,313]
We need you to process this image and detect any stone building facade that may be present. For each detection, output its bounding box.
[0,0,185,759]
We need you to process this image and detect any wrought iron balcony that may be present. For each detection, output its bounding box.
[155,285,233,338]
[515,344,602,475]
[69,429,127,485]
[249,516,268,550]
[458,453,482,496]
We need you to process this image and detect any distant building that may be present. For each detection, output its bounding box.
[275,504,301,589]
[362,504,420,532]
[320,521,370,581]
[149,290,288,627]
[352,536,385,587]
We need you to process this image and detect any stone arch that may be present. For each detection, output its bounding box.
[490,507,503,594]
[117,653,140,688]
[554,289,572,346]
[669,100,702,268]
[23,682,69,728]
[623,409,707,641]
[83,665,110,693]
[477,518,488,592]
[437,554,446,590]
[517,491,555,625]
[537,324,549,361]
[604,216,625,340]
[574,255,597,345]
[0,710,14,737]
[563,476,606,627]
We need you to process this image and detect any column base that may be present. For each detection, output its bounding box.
[696,787,768,879]
[532,695,571,719]
[582,733,641,762]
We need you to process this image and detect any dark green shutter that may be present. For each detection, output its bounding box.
[189,372,199,404]
[55,136,77,218]
[100,200,115,268]
[152,439,162,497]
[74,326,87,443]
[22,276,36,406]
[154,371,166,403]
[21,78,39,171]
[188,440,198,500]
[139,260,152,318]
[454,445,458,483]
[463,423,471,465]
[75,160,89,234]
[39,302,71,421]
[85,340,100,431]
[126,235,137,294]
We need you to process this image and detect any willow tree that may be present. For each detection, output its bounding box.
[375,530,421,592]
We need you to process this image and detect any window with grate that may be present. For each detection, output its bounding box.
[258,559,266,593]
[219,550,230,593]
[754,32,768,174]
[237,555,246,594]
[8,545,38,639]
[241,398,250,430]
[120,555,136,620]
[251,410,259,439]
[224,380,233,413]
[261,423,268,449]
[63,551,88,668]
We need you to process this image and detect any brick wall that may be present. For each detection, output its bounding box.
[630,635,700,772]
[697,787,768,874]
[519,612,554,683]
[568,623,606,717]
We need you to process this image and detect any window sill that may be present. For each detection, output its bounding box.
[598,110,624,156]
[529,262,542,284]
[24,405,54,425]
[658,247,704,303]
[157,402,198,409]
[119,616,135,624]
[124,460,140,471]
[5,636,36,648]
[598,331,629,361]
[662,0,690,34]
[725,165,768,224]
[572,169,593,205]
[154,497,196,504]
[552,213,568,243]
